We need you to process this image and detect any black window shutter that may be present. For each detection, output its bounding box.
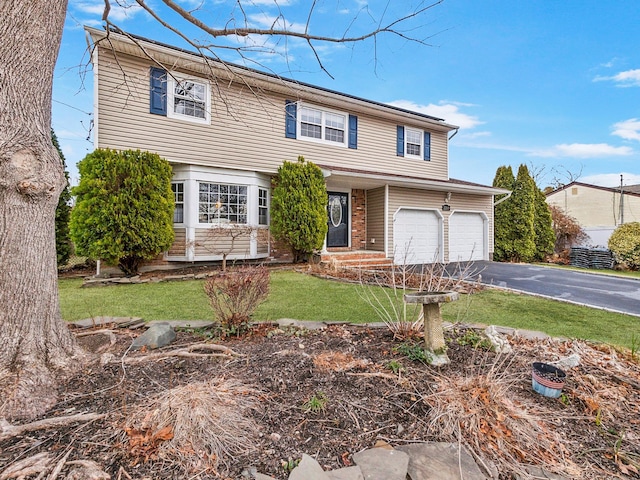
[396,126,404,156]
[348,115,358,149]
[285,100,297,139]
[424,131,431,161]
[150,67,167,115]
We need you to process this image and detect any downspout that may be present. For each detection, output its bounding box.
[448,127,460,141]
[620,174,625,224]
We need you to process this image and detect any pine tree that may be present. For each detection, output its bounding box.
[533,187,555,261]
[492,165,516,261]
[52,129,72,266]
[511,164,537,262]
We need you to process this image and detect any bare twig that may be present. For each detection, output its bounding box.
[0,413,106,442]
[119,343,243,364]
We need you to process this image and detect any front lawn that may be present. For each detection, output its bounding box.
[59,270,640,349]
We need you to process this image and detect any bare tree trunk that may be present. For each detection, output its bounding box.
[0,0,83,420]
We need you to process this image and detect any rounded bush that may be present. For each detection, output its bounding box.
[608,222,640,270]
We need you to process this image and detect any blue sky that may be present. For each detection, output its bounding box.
[54,0,640,188]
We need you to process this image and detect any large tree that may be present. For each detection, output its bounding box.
[0,0,444,420]
[0,0,83,420]
[492,165,516,262]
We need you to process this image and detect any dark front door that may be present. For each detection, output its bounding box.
[327,192,349,247]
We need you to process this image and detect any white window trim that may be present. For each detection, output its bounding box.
[404,126,423,159]
[171,181,185,226]
[167,73,211,125]
[297,103,348,148]
[197,181,249,226]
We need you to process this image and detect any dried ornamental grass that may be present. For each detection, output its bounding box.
[421,354,582,479]
[124,378,261,475]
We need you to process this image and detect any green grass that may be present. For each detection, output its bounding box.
[59,278,214,321]
[442,289,639,349]
[59,270,640,349]
[537,263,640,279]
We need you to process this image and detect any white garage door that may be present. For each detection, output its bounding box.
[449,212,486,262]
[393,209,441,264]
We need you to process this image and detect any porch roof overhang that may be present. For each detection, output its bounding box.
[318,165,510,197]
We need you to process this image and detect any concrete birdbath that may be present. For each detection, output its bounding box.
[404,291,459,366]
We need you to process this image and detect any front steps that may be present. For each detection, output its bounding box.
[319,250,393,269]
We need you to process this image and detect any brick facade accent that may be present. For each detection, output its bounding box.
[351,189,367,250]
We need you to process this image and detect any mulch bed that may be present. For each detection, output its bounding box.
[2,320,640,479]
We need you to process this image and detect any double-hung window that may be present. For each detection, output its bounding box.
[167,74,210,124]
[199,183,248,224]
[298,105,347,146]
[405,127,423,158]
[171,182,184,223]
[258,188,269,225]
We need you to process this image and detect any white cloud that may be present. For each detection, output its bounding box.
[71,0,144,22]
[531,143,633,158]
[387,100,484,129]
[612,118,640,142]
[581,173,640,188]
[594,68,640,87]
[460,131,491,139]
[247,13,306,33]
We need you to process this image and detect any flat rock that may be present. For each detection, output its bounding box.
[70,316,143,328]
[353,447,409,480]
[255,474,277,480]
[277,319,327,330]
[326,466,364,480]
[516,466,570,480]
[397,442,487,480]
[131,322,176,350]
[515,329,549,341]
[146,320,216,329]
[288,453,330,480]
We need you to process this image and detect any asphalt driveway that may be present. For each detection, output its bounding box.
[462,262,640,317]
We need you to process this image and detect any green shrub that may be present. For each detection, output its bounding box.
[70,149,175,275]
[608,222,640,270]
[270,156,327,262]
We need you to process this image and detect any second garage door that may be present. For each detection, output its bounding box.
[449,212,486,262]
[393,208,442,264]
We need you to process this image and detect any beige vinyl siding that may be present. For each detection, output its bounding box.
[547,186,640,228]
[168,228,187,257]
[96,48,450,181]
[193,228,251,257]
[387,187,494,262]
[366,187,385,251]
[257,228,269,254]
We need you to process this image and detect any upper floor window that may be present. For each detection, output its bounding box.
[405,128,423,158]
[199,182,247,224]
[285,100,357,149]
[298,105,347,147]
[167,74,210,124]
[172,182,184,223]
[396,125,431,161]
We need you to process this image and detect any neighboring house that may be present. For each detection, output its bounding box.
[87,27,507,266]
[546,181,640,246]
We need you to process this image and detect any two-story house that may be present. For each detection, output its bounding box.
[87,27,507,266]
